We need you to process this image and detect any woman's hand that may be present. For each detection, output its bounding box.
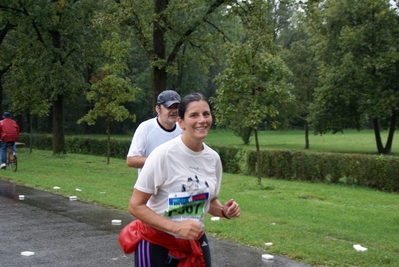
[222,199,241,219]
[173,220,202,240]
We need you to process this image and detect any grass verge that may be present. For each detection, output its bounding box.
[2,149,399,267]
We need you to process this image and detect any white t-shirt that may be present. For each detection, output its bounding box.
[127,117,182,173]
[134,136,222,236]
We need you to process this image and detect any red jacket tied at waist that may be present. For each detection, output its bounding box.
[119,220,205,267]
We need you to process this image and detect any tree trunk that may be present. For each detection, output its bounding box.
[0,23,13,116]
[151,0,227,106]
[254,128,261,184]
[28,113,33,153]
[0,75,3,116]
[52,95,66,154]
[152,0,169,107]
[373,118,385,154]
[383,110,397,154]
[304,121,309,149]
[107,120,110,165]
[0,64,12,116]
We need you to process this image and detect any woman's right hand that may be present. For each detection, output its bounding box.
[173,220,202,240]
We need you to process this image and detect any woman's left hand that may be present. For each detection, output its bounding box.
[223,199,241,219]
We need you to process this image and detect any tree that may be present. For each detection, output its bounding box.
[78,72,138,164]
[213,37,294,183]
[306,0,399,154]
[78,29,139,164]
[280,10,320,149]
[1,0,103,154]
[114,0,234,106]
[5,72,51,153]
[0,4,18,116]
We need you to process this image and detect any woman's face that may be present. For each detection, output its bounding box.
[178,100,212,141]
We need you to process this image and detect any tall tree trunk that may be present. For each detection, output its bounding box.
[52,94,66,154]
[383,110,397,154]
[254,128,261,184]
[0,23,14,115]
[152,0,169,107]
[107,120,110,165]
[373,118,384,154]
[29,114,33,154]
[0,64,12,116]
[304,121,309,149]
[0,75,3,116]
[151,0,227,107]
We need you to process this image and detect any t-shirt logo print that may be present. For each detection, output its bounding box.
[181,175,209,192]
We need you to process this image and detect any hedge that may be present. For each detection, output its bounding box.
[18,133,131,159]
[246,150,399,192]
[18,133,399,192]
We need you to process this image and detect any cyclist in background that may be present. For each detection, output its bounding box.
[0,112,19,169]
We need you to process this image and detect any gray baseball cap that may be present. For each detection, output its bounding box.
[156,90,181,108]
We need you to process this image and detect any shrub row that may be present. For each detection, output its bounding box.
[18,133,131,159]
[18,133,399,192]
[246,150,399,192]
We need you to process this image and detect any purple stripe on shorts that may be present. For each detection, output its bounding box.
[145,240,150,266]
[137,240,151,267]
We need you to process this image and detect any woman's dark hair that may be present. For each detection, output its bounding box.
[178,92,210,120]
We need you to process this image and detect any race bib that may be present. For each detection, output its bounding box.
[164,189,210,222]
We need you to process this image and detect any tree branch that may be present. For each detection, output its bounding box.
[166,0,228,66]
[0,21,16,45]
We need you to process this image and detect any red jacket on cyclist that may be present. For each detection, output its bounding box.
[0,112,19,169]
[0,112,20,142]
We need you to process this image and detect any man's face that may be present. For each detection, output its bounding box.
[157,103,179,130]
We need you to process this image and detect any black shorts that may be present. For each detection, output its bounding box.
[134,233,211,267]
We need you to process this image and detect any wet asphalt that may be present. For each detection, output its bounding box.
[0,180,313,267]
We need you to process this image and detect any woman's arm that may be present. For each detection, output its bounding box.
[128,189,202,240]
[209,198,241,219]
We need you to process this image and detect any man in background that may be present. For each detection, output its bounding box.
[0,112,20,169]
[126,90,182,174]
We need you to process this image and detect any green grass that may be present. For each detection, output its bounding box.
[78,129,398,155]
[2,148,399,267]
[205,129,397,155]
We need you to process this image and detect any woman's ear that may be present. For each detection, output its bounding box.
[177,117,185,130]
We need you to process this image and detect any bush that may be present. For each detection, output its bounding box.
[210,145,243,174]
[18,133,399,192]
[19,133,130,159]
[247,150,399,192]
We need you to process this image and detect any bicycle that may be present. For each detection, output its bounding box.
[2,143,17,172]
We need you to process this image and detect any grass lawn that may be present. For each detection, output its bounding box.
[1,145,399,267]
[84,128,399,155]
[205,129,398,155]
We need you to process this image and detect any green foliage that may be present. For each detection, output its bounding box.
[78,17,140,127]
[4,0,102,102]
[305,0,399,153]
[78,74,138,125]
[2,0,106,154]
[212,38,294,131]
[246,149,399,192]
[210,145,244,174]
[18,133,130,159]
[112,0,236,98]
[19,132,399,192]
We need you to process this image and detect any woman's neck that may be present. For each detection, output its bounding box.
[181,134,204,152]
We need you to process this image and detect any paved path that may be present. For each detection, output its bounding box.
[0,180,313,267]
